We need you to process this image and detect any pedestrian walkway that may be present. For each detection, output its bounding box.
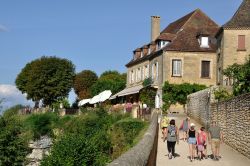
[156,112,250,166]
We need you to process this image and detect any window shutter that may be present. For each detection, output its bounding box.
[201,61,210,78]
[238,35,245,50]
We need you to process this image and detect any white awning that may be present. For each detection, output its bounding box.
[78,99,91,106]
[109,85,143,100]
[89,90,112,104]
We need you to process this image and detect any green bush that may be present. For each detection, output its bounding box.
[41,133,110,166]
[25,112,59,139]
[3,105,24,119]
[0,116,29,165]
[112,118,146,145]
[110,118,146,159]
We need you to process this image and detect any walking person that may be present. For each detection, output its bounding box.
[187,123,197,162]
[179,117,190,141]
[208,121,224,161]
[160,115,169,140]
[197,127,207,160]
[164,119,179,159]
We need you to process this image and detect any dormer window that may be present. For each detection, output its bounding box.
[201,37,209,48]
[157,40,169,50]
[148,47,151,55]
[140,50,143,58]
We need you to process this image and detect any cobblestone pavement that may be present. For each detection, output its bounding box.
[156,112,250,166]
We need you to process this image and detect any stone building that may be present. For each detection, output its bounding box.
[111,0,250,108]
[111,9,219,108]
[216,0,250,86]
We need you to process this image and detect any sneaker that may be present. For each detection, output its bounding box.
[168,153,172,159]
[213,157,219,161]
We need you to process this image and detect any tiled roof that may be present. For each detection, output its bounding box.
[164,9,219,52]
[223,0,250,28]
[161,10,196,34]
[126,9,219,67]
[156,33,176,41]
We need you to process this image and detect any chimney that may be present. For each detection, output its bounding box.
[151,16,160,41]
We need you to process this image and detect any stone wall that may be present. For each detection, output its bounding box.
[210,93,250,159]
[108,111,158,166]
[26,136,52,166]
[187,89,250,159]
[187,86,217,128]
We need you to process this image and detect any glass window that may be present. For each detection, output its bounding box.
[201,37,209,48]
[201,61,210,78]
[172,60,182,76]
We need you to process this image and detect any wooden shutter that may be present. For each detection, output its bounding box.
[238,35,245,50]
[201,61,210,78]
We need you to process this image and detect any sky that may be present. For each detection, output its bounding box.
[0,0,243,108]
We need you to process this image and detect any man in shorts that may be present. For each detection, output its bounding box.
[208,121,223,161]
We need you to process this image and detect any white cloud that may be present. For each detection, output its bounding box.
[0,84,34,111]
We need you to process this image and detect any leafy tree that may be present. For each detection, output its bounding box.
[162,82,206,112]
[139,87,156,108]
[15,56,75,107]
[90,70,126,96]
[51,98,70,111]
[142,77,153,87]
[223,55,250,96]
[73,70,98,99]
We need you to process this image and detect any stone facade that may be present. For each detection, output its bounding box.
[163,51,217,86]
[127,60,150,88]
[217,29,250,85]
[187,91,250,159]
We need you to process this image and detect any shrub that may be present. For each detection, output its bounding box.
[0,116,29,165]
[214,87,232,101]
[112,118,146,145]
[3,105,24,119]
[25,112,59,139]
[41,133,111,166]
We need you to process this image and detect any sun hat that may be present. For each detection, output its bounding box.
[190,123,195,127]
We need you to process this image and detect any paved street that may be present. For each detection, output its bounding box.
[156,112,250,166]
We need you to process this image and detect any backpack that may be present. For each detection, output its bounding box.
[169,125,176,137]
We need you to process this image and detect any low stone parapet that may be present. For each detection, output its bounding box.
[108,110,158,166]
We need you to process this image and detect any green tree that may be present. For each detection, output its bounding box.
[162,82,206,112]
[51,98,70,111]
[73,70,98,99]
[90,70,126,96]
[15,56,75,107]
[139,87,156,108]
[223,55,250,96]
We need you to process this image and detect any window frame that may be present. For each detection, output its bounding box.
[172,59,182,77]
[237,35,246,51]
[201,60,211,78]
